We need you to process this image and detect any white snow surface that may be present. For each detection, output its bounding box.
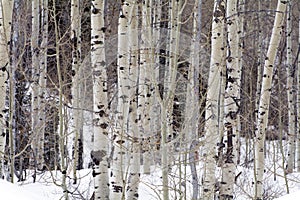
[1,140,300,199]
[0,179,41,200]
[274,190,300,200]
[0,168,300,200]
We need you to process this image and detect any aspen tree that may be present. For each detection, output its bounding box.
[236,0,245,165]
[37,0,48,172]
[31,0,43,170]
[91,0,110,199]
[286,0,295,174]
[219,0,240,198]
[254,0,288,199]
[201,0,225,199]
[160,1,183,199]
[255,0,263,117]
[0,0,13,177]
[139,0,152,175]
[111,1,131,199]
[71,0,82,183]
[151,0,163,163]
[53,0,68,198]
[186,1,202,199]
[126,2,140,199]
[253,0,263,174]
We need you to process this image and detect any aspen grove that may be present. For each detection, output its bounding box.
[1,0,300,199]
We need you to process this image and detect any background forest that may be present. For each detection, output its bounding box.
[0,0,300,199]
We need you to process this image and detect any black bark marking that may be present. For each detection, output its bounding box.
[91,150,107,165]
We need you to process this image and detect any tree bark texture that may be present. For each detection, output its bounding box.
[219,0,240,199]
[201,0,225,199]
[91,0,110,199]
[0,0,13,178]
[254,1,288,199]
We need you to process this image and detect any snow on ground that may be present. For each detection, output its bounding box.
[1,167,300,200]
[275,190,300,200]
[1,140,300,199]
[0,179,41,200]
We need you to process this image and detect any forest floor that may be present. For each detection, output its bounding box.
[1,140,300,199]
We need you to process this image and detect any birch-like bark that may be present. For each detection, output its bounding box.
[219,0,240,198]
[139,0,153,175]
[31,0,43,170]
[236,0,245,165]
[201,1,225,199]
[187,1,202,199]
[150,0,162,166]
[111,1,131,199]
[71,0,82,183]
[91,0,110,199]
[254,1,288,199]
[0,0,13,177]
[126,2,140,199]
[255,0,263,118]
[286,1,295,174]
[297,7,300,172]
[37,0,48,172]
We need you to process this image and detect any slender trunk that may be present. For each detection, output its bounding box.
[253,0,263,189]
[187,0,202,199]
[139,0,152,175]
[254,1,288,199]
[8,0,19,182]
[53,1,68,198]
[161,1,183,199]
[111,1,131,199]
[237,0,245,165]
[255,0,263,117]
[71,0,82,183]
[31,0,43,171]
[37,0,48,173]
[201,1,225,199]
[126,2,140,199]
[0,0,13,178]
[91,0,110,199]
[219,0,240,199]
[278,73,289,192]
[286,0,295,174]
[151,0,162,166]
[297,6,300,173]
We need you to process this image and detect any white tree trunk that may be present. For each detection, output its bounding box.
[139,0,153,175]
[31,0,44,171]
[219,0,240,199]
[297,7,300,172]
[151,0,162,165]
[126,2,140,199]
[91,0,110,199]
[0,0,13,177]
[201,1,225,199]
[254,1,288,199]
[255,0,263,118]
[286,1,295,174]
[187,1,202,199]
[37,0,48,172]
[111,1,131,199]
[71,0,82,183]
